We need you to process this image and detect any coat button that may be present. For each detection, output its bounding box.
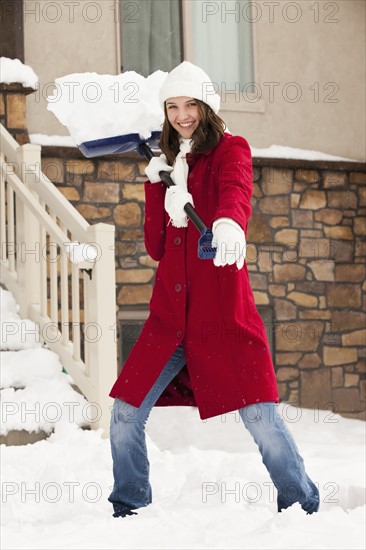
[176,329,183,338]
[174,237,182,245]
[175,283,182,292]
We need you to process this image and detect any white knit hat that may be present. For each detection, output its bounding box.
[159,61,221,114]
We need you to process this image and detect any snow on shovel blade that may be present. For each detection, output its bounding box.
[79,131,161,158]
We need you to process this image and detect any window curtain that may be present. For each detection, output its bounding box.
[191,0,254,91]
[120,0,181,76]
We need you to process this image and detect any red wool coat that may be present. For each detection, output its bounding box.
[109,133,279,419]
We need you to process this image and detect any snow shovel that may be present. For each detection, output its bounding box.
[79,133,217,260]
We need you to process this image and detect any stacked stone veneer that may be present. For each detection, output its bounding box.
[39,147,366,419]
[0,83,35,145]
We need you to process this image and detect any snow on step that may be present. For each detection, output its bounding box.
[1,288,41,351]
[1,377,90,437]
[1,348,64,388]
[0,288,91,440]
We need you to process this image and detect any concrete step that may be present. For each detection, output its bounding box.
[0,429,50,446]
[0,423,91,446]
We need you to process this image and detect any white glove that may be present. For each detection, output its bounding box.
[144,154,173,183]
[212,217,246,270]
[165,186,194,228]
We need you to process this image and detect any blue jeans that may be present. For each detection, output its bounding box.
[108,344,319,515]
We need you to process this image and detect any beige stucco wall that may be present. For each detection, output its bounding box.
[24,0,118,137]
[24,0,365,160]
[222,0,366,161]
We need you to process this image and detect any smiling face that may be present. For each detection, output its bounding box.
[165,96,202,139]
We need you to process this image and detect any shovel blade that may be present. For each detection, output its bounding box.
[79,131,161,158]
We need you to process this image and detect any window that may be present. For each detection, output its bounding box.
[185,1,254,94]
[119,0,256,110]
[117,310,149,375]
[120,0,182,75]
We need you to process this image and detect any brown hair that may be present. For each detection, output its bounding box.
[159,99,226,165]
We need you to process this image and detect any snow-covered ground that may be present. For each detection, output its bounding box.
[1,404,365,550]
[1,288,365,549]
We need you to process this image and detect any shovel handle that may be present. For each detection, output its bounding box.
[139,142,207,233]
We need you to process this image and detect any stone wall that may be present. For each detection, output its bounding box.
[39,146,366,420]
[0,83,34,145]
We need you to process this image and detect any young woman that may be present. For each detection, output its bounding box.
[108,61,320,518]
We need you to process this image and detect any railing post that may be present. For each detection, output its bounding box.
[83,222,117,438]
[15,143,42,319]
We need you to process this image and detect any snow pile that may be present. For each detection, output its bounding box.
[250,144,358,162]
[47,70,167,145]
[0,57,39,89]
[64,241,98,264]
[0,288,41,350]
[29,133,77,147]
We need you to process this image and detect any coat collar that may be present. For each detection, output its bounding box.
[185,133,228,167]
[186,149,211,167]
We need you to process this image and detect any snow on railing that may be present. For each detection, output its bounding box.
[0,123,117,437]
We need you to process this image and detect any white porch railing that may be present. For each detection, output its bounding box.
[0,124,117,437]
